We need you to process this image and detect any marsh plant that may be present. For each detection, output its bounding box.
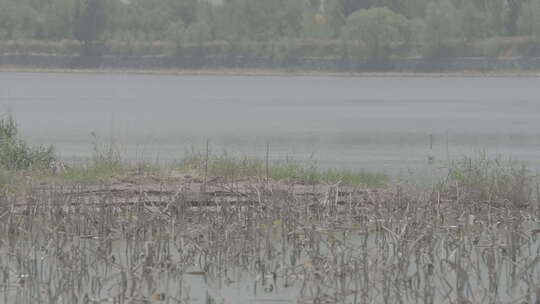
[1,152,540,304]
[0,115,55,170]
[441,154,536,207]
[179,149,387,187]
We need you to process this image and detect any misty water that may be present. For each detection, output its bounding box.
[2,71,540,303]
[1,72,540,177]
[8,226,538,304]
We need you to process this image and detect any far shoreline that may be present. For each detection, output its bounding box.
[2,66,540,78]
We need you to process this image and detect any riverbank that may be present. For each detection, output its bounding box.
[3,53,540,76]
[2,65,540,78]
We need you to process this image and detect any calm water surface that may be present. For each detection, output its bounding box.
[1,72,539,177]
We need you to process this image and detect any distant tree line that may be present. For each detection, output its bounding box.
[1,0,540,60]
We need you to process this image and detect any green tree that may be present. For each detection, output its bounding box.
[408,17,426,52]
[504,0,522,35]
[164,0,198,26]
[74,0,107,67]
[423,0,459,56]
[0,1,44,40]
[323,0,347,32]
[166,20,186,55]
[518,0,540,41]
[338,0,373,16]
[39,0,75,39]
[458,2,489,41]
[344,7,409,59]
[197,1,218,40]
[302,11,334,39]
[483,0,506,36]
[74,0,107,43]
[216,0,303,41]
[185,21,212,44]
[387,0,431,18]
[0,0,22,39]
[140,6,169,40]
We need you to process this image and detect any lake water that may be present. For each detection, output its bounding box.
[1,72,539,177]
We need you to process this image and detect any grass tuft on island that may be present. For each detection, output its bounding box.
[179,151,388,187]
[0,115,387,192]
[2,153,388,192]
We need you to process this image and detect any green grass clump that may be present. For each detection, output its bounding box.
[0,115,55,170]
[179,151,387,187]
[54,133,127,184]
[440,153,536,206]
[56,162,126,184]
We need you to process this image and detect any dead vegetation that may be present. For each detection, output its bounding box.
[0,154,539,304]
[1,116,540,303]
